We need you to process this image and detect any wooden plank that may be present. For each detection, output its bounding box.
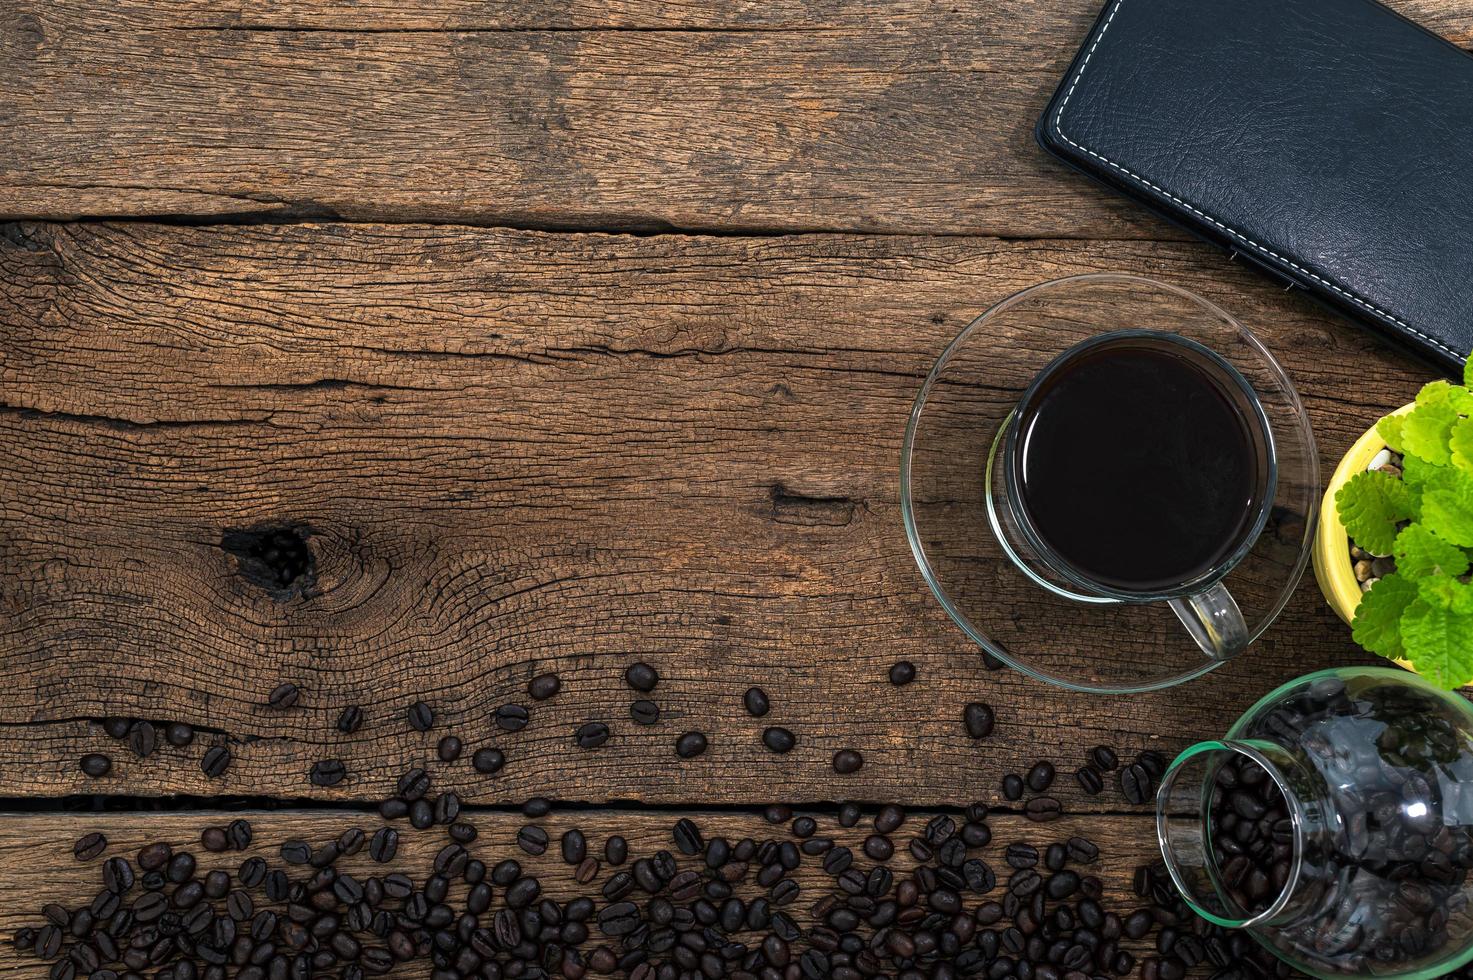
[2,0,1466,233]
[19,0,1473,32]
[0,222,1437,805]
[0,809,1170,978]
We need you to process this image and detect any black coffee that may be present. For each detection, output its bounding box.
[1012,333,1270,594]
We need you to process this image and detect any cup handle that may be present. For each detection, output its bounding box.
[1168,581,1248,662]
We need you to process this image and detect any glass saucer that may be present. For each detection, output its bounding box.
[900,274,1319,693]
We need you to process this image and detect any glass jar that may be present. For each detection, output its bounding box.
[1157,667,1473,978]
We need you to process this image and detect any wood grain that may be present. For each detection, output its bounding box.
[18,0,1473,32]
[1,0,1466,233]
[0,808,1167,978]
[0,221,1440,805]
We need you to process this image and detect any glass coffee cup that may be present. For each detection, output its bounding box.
[992,330,1277,662]
[901,274,1319,692]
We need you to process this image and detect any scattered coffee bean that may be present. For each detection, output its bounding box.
[495,704,529,732]
[624,662,658,692]
[164,723,194,747]
[436,735,462,762]
[762,727,796,753]
[1120,762,1153,805]
[528,673,561,700]
[963,702,994,738]
[629,700,659,726]
[267,683,300,710]
[199,827,228,853]
[72,833,106,862]
[832,749,863,774]
[79,754,111,778]
[1001,773,1023,800]
[1025,760,1055,792]
[102,718,131,740]
[675,732,708,758]
[1024,797,1063,822]
[516,825,549,856]
[743,687,770,717]
[604,836,627,865]
[227,819,252,850]
[335,705,364,734]
[1075,764,1104,795]
[574,722,610,749]
[127,722,157,759]
[523,797,552,817]
[406,701,433,732]
[308,759,347,787]
[471,747,505,775]
[1090,744,1119,770]
[887,661,916,686]
[199,745,230,779]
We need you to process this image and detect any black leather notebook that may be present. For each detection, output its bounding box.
[1037,0,1473,375]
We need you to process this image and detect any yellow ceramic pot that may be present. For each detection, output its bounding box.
[1312,403,1414,659]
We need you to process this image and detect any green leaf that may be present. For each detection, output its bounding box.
[1393,524,1470,579]
[1400,589,1473,689]
[1421,465,1473,547]
[1465,355,1473,389]
[1451,416,1473,472]
[1401,399,1458,466]
[1377,413,1406,454]
[1337,470,1414,556]
[1352,574,1417,660]
[1402,453,1434,488]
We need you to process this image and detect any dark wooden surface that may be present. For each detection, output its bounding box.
[1,0,1470,975]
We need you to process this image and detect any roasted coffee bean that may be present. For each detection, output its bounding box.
[762,727,795,754]
[162,722,194,747]
[1091,745,1119,770]
[80,754,112,778]
[862,835,893,861]
[630,701,660,726]
[1075,765,1104,795]
[671,819,704,856]
[280,841,312,865]
[605,836,628,866]
[574,722,610,749]
[226,818,252,850]
[102,718,132,740]
[1024,797,1062,822]
[554,828,586,865]
[406,700,434,732]
[528,673,561,700]
[1025,761,1055,792]
[408,799,433,829]
[336,706,364,734]
[518,826,550,856]
[73,832,107,862]
[1119,763,1153,805]
[523,796,552,816]
[743,687,770,717]
[200,746,231,779]
[669,731,706,759]
[137,843,171,872]
[434,791,461,824]
[832,750,863,774]
[369,828,398,863]
[397,767,431,800]
[472,748,505,775]
[201,827,228,852]
[268,684,300,710]
[495,705,530,732]
[1001,773,1024,800]
[127,722,158,759]
[436,735,463,762]
[166,852,196,884]
[624,663,659,692]
[309,759,347,787]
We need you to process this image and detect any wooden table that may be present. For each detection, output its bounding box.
[2,1,1471,976]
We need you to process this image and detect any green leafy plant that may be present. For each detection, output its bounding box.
[1339,361,1473,689]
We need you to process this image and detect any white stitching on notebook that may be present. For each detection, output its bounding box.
[1051,0,1461,360]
